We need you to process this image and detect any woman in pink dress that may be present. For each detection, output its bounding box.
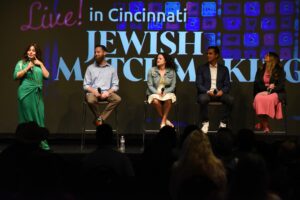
[253,52,286,133]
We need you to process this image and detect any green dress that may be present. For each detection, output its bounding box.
[13,60,45,127]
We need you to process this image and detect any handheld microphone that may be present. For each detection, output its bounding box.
[29,57,36,71]
[267,88,272,94]
[97,87,102,94]
[268,81,277,94]
[161,87,165,95]
[213,89,218,95]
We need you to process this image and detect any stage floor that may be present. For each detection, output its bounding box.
[0,131,298,155]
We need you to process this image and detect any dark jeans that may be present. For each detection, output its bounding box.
[197,93,234,123]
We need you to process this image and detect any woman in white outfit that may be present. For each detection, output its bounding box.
[147,53,177,128]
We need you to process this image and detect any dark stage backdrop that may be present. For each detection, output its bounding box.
[0,0,299,134]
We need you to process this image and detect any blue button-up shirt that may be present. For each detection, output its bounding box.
[83,62,119,92]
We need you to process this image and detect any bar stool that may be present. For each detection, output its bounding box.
[195,101,225,133]
[253,101,288,136]
[143,98,179,147]
[81,101,119,151]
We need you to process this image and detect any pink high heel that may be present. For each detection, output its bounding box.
[263,125,271,134]
[255,123,263,130]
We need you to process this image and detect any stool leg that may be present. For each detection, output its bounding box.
[253,109,256,132]
[143,102,147,148]
[81,102,87,151]
[194,103,197,125]
[176,102,179,135]
[115,107,119,148]
[284,104,288,137]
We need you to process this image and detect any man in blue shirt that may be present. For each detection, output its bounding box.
[83,45,121,126]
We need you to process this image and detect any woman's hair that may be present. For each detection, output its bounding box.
[176,130,226,186]
[22,43,42,62]
[153,52,177,71]
[264,52,281,74]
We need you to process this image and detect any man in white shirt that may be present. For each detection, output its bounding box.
[196,46,234,133]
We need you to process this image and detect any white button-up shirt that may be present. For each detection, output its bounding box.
[209,63,218,91]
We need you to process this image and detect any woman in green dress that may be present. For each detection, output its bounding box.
[13,43,50,149]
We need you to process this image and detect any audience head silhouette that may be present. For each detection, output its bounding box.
[179,124,199,148]
[15,122,48,145]
[96,123,114,146]
[237,128,255,152]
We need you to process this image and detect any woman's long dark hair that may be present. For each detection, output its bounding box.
[153,52,177,71]
[22,43,42,62]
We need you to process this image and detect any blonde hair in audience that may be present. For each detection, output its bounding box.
[177,130,226,186]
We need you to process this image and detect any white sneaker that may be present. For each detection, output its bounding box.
[219,122,227,128]
[201,122,209,134]
[160,123,166,129]
[166,120,174,127]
